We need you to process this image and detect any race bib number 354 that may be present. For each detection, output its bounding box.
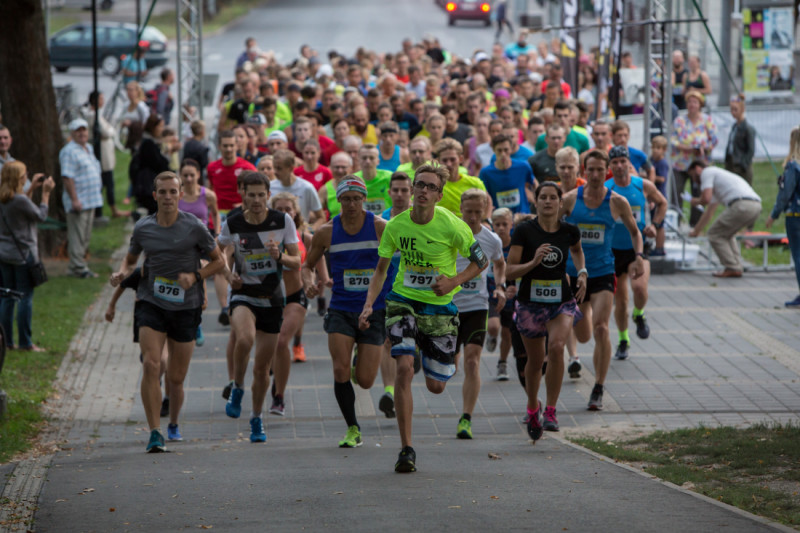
[403,265,439,291]
[245,253,277,276]
[154,276,185,303]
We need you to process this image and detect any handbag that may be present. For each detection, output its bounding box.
[0,204,48,288]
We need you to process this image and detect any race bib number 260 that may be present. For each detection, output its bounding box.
[578,223,605,245]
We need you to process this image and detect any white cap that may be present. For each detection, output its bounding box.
[474,52,490,63]
[267,130,288,142]
[317,64,334,79]
[69,118,89,131]
[529,72,543,83]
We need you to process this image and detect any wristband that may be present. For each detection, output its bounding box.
[653,220,664,229]
[194,271,202,284]
[636,252,645,258]
[277,251,283,263]
[577,268,588,277]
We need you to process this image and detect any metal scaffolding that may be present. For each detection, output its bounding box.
[175,0,203,143]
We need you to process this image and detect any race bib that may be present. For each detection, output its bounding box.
[403,265,439,291]
[496,188,521,209]
[530,279,561,304]
[245,253,277,276]
[154,276,185,303]
[579,223,605,244]
[344,268,373,291]
[364,198,385,214]
[460,276,482,294]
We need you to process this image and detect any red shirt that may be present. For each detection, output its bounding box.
[290,135,337,166]
[540,79,572,99]
[207,157,256,210]
[294,164,333,191]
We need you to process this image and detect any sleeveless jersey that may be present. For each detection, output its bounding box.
[378,145,402,172]
[606,176,646,250]
[329,211,392,312]
[566,186,616,278]
[178,186,209,226]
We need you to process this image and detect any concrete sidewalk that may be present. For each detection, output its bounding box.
[2,269,799,531]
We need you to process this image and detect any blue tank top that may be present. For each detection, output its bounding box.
[329,211,393,312]
[566,186,616,278]
[378,145,401,172]
[606,176,646,250]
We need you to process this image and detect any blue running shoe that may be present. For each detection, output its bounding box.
[250,417,267,443]
[226,386,244,418]
[195,325,205,347]
[146,429,166,453]
[167,423,182,441]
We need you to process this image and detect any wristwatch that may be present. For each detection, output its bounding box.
[636,252,645,258]
[194,271,202,284]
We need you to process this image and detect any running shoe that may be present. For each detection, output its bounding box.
[225,386,244,418]
[293,344,306,363]
[521,412,530,424]
[167,423,182,441]
[160,396,169,417]
[269,395,285,416]
[317,296,327,317]
[614,340,629,360]
[785,295,800,308]
[568,358,582,379]
[526,403,543,441]
[496,360,509,381]
[222,380,234,400]
[456,417,473,439]
[378,392,396,419]
[250,417,267,443]
[395,446,417,473]
[588,384,604,411]
[485,335,497,352]
[633,314,650,339]
[542,406,559,432]
[218,307,230,326]
[338,425,363,448]
[195,325,205,347]
[146,429,166,453]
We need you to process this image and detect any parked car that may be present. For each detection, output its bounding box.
[50,22,168,76]
[444,1,492,26]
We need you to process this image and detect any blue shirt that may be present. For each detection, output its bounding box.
[58,140,103,212]
[121,56,147,85]
[627,146,651,174]
[652,158,669,196]
[504,42,533,60]
[489,144,534,165]
[378,145,401,172]
[566,186,616,278]
[606,177,647,250]
[479,159,535,214]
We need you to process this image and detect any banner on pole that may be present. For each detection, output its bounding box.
[559,0,579,97]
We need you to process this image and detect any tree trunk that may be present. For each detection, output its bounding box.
[0,0,67,256]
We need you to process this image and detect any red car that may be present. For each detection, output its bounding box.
[444,1,492,26]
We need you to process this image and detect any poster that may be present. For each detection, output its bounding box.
[742,6,794,95]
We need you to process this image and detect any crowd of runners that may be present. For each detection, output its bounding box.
[100,31,799,473]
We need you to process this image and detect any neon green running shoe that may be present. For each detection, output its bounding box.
[456,417,473,439]
[338,425,363,448]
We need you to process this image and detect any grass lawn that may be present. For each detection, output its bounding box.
[0,150,132,464]
[572,424,800,527]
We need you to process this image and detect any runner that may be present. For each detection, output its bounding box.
[110,171,224,452]
[359,163,489,473]
[218,171,301,442]
[452,189,506,439]
[354,144,393,216]
[507,181,587,440]
[485,207,517,381]
[268,192,328,416]
[434,138,487,218]
[478,133,537,214]
[319,152,353,220]
[605,145,667,360]
[303,176,395,448]
[270,149,325,231]
[561,149,644,411]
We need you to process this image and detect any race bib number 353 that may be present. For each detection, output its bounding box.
[344,268,373,291]
[578,223,605,245]
[154,276,185,303]
[403,265,439,291]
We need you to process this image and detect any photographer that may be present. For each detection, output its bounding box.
[0,161,54,351]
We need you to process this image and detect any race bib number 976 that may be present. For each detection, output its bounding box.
[154,276,185,303]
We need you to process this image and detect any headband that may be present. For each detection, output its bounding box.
[336,178,368,200]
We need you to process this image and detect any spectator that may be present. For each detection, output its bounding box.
[683,54,712,99]
[671,50,688,110]
[132,115,171,215]
[120,81,150,129]
[671,90,717,226]
[87,91,128,221]
[121,46,148,85]
[765,126,800,307]
[649,135,669,255]
[494,0,513,41]
[182,120,210,172]
[504,29,533,60]
[724,94,756,186]
[0,162,54,351]
[59,119,104,278]
[153,68,175,125]
[0,125,14,174]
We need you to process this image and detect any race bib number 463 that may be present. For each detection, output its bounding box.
[403,265,439,291]
[154,276,185,303]
[578,223,605,244]
[460,276,481,294]
[344,268,373,291]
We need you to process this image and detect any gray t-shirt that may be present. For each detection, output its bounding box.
[0,194,48,265]
[453,226,504,313]
[270,177,322,220]
[129,211,217,310]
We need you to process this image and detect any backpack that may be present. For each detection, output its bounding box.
[145,84,169,115]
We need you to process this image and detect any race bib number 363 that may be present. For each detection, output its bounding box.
[403,265,439,291]
[344,268,373,291]
[579,223,605,245]
[154,276,185,303]
[530,279,561,303]
[364,199,385,214]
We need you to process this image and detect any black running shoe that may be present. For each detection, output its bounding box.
[614,340,629,360]
[222,380,234,400]
[160,396,169,417]
[218,307,230,326]
[633,314,650,339]
[541,360,547,375]
[526,404,543,441]
[395,446,417,473]
[378,392,396,419]
[568,358,582,378]
[588,384,604,411]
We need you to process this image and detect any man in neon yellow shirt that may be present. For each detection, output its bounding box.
[395,136,432,177]
[354,144,393,215]
[434,138,487,217]
[359,163,489,473]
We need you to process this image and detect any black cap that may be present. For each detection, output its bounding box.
[608,145,629,160]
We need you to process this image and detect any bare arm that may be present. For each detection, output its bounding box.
[643,180,668,237]
[206,189,221,236]
[110,252,140,286]
[309,209,326,231]
[358,256,392,329]
[302,224,332,297]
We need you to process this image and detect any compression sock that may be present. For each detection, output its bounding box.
[619,329,630,343]
[633,307,645,318]
[516,356,527,388]
[384,385,395,396]
[334,380,358,428]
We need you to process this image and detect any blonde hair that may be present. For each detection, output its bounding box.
[0,161,27,204]
[785,126,800,168]
[555,146,579,165]
[460,187,488,205]
[491,207,513,222]
[270,192,305,232]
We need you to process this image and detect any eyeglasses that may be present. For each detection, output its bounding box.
[414,181,440,192]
